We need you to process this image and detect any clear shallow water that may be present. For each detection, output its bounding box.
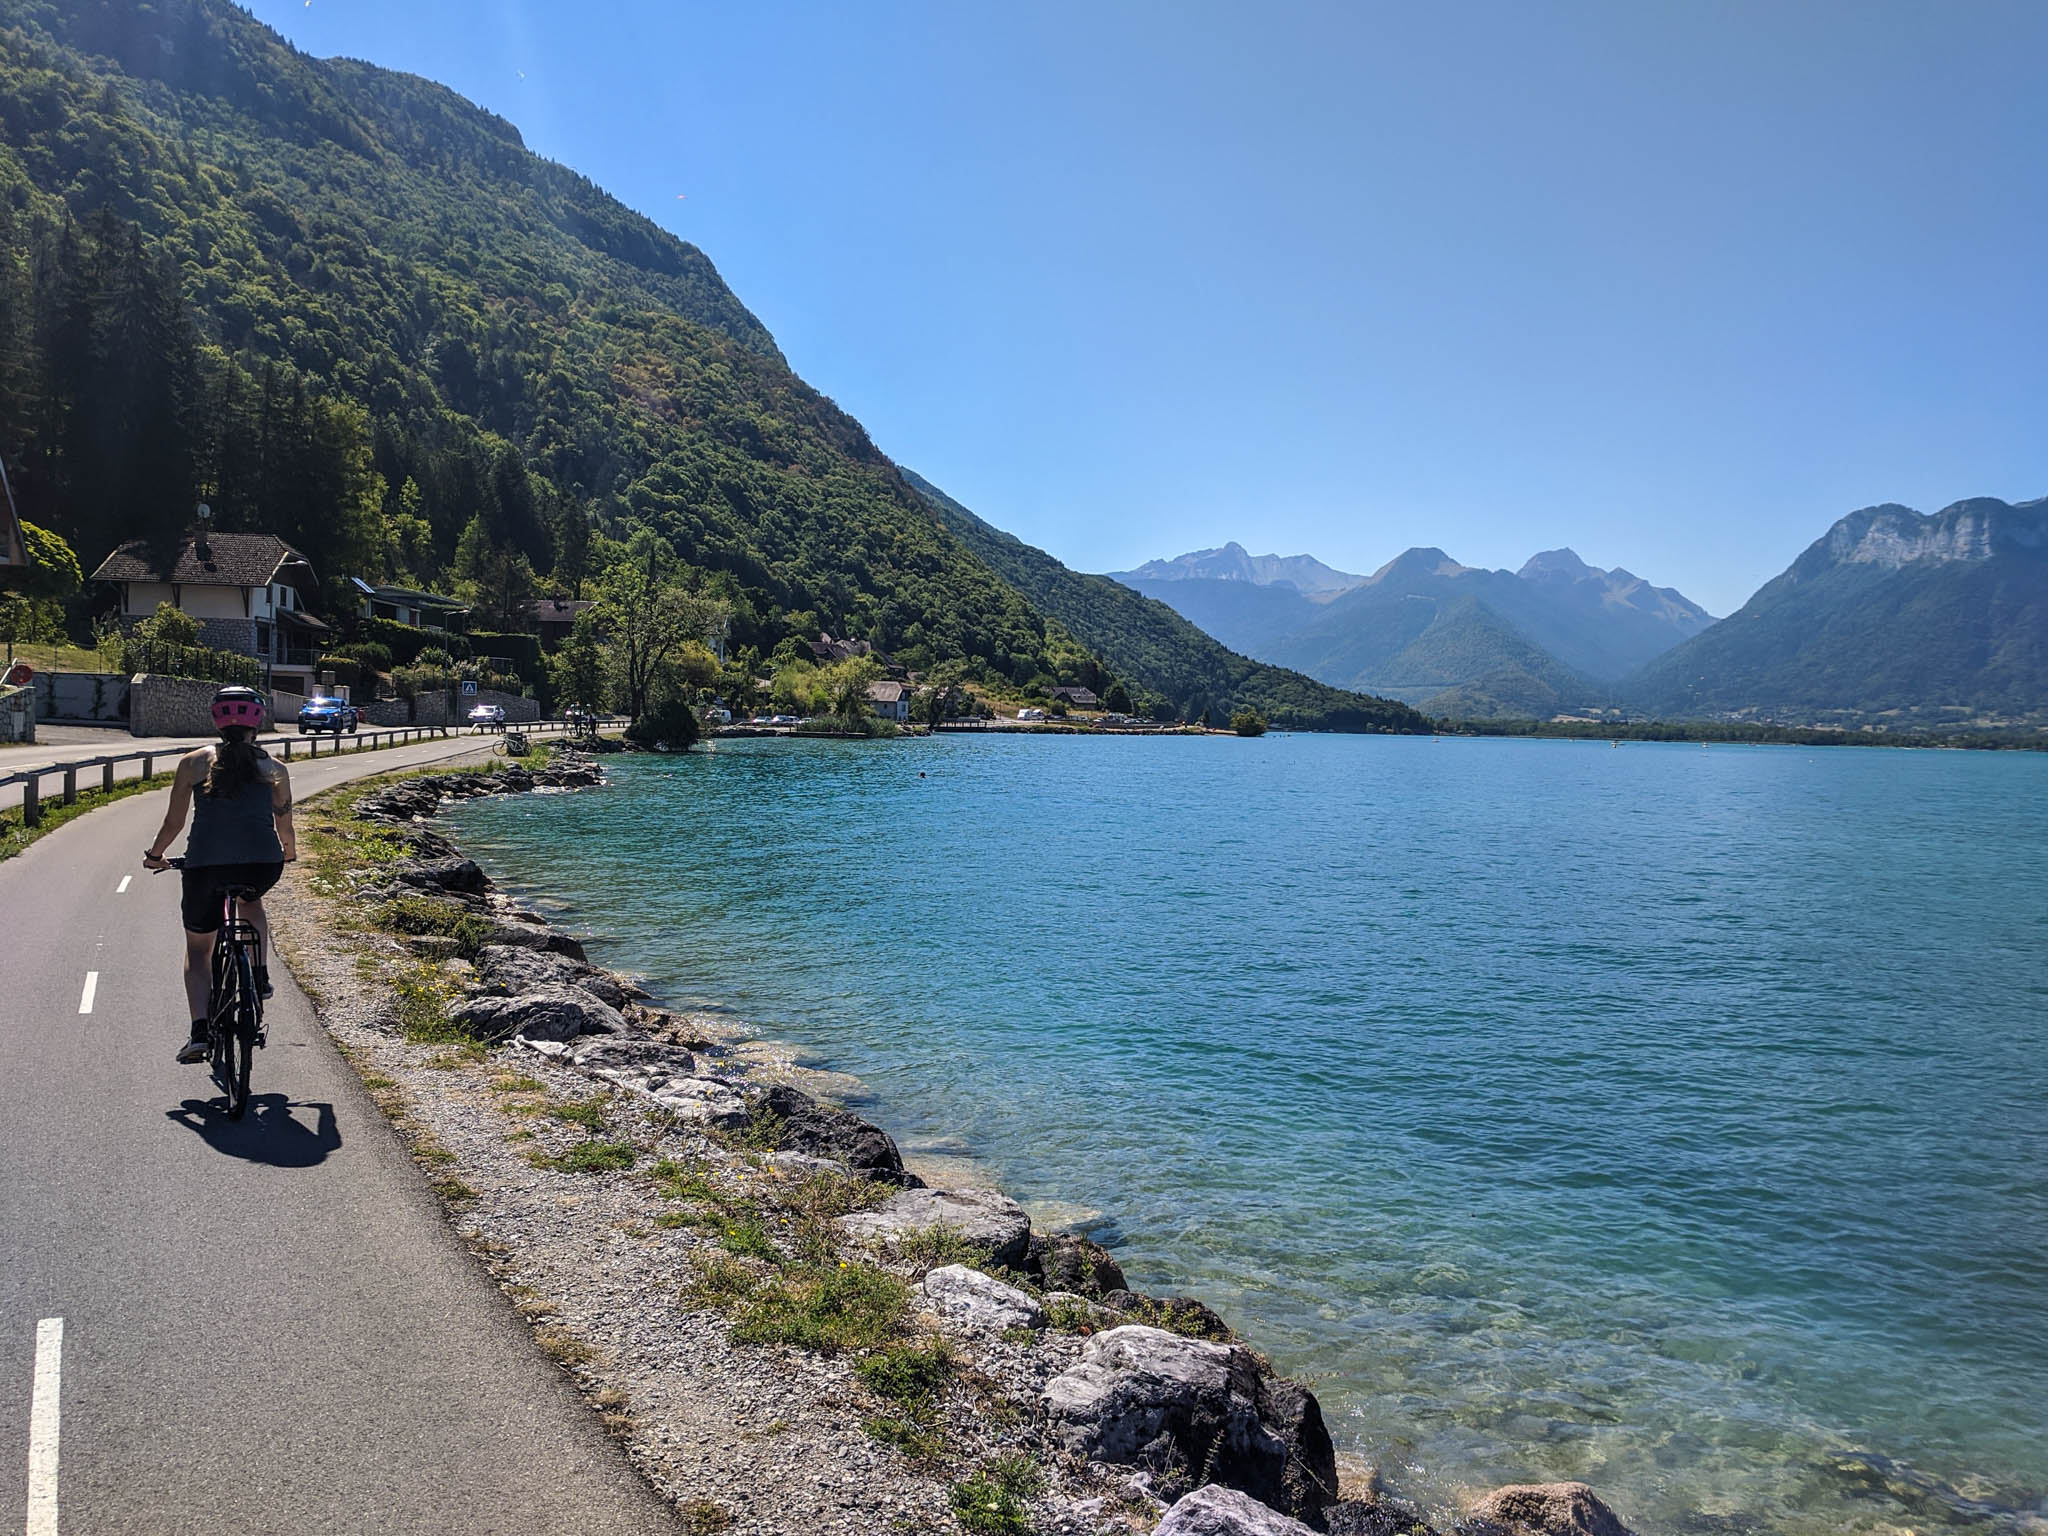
[446,735,2048,1536]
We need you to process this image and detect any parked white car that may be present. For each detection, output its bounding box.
[467,703,506,730]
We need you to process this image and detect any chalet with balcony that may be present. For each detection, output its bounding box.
[90,532,326,696]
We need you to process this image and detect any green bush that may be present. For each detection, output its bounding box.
[119,602,263,686]
[624,695,701,750]
[354,617,471,665]
[1231,708,1268,737]
[315,653,367,691]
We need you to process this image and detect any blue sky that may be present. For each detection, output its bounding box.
[248,0,2047,615]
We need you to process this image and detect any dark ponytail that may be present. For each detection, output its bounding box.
[203,726,268,797]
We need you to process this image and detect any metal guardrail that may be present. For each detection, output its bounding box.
[1,717,609,828]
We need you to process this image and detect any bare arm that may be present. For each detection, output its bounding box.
[270,761,297,862]
[143,751,210,867]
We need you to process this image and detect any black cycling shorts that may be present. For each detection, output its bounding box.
[180,861,284,934]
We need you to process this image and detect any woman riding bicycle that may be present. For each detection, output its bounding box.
[142,686,298,1063]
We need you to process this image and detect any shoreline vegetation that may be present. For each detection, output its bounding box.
[709,713,2048,751]
[280,743,1647,1536]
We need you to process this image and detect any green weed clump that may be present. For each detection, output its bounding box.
[856,1340,954,1411]
[530,1140,636,1173]
[718,1217,782,1263]
[864,1413,946,1462]
[949,1454,1043,1535]
[392,964,482,1053]
[895,1223,992,1274]
[729,1262,909,1355]
[545,1092,614,1132]
[648,1158,735,1207]
[372,895,498,957]
[684,1252,759,1310]
[1043,1295,1099,1334]
[1117,1295,1232,1341]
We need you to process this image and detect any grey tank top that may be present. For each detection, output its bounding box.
[185,761,284,867]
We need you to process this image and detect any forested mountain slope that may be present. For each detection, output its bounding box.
[0,0,1091,683]
[903,471,1426,731]
[1625,497,2048,726]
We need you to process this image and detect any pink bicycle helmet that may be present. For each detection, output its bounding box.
[211,686,267,731]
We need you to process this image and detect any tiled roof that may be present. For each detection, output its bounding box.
[527,599,593,622]
[90,533,306,589]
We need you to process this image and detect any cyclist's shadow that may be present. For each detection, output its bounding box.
[166,1095,342,1167]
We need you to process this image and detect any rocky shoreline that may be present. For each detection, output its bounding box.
[274,748,1641,1536]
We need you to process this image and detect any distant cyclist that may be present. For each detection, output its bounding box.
[142,686,298,1062]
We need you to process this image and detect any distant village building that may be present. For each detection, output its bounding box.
[866,680,910,722]
[92,532,325,696]
[351,578,468,633]
[808,631,883,665]
[1047,684,1100,710]
[523,597,592,649]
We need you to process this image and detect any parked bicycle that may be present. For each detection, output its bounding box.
[493,730,530,756]
[160,856,266,1118]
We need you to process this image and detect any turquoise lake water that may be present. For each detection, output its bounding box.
[445,735,2048,1536]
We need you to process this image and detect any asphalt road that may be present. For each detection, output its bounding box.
[0,735,683,1534]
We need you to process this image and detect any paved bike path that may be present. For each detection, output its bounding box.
[0,737,683,1534]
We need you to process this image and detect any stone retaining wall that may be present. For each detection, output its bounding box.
[32,670,129,723]
[128,674,289,737]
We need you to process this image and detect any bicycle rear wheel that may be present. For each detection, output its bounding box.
[212,948,257,1118]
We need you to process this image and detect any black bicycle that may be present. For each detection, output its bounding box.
[168,857,266,1118]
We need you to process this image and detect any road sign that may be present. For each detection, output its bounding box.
[461,680,478,695]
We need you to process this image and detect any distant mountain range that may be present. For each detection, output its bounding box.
[904,477,1426,732]
[1112,497,2048,727]
[1112,543,1365,595]
[1112,543,1714,715]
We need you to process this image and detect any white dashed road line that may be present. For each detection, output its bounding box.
[76,973,96,1016]
[26,1316,61,1536]
[115,874,131,894]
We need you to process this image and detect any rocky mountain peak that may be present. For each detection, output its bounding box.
[1817,497,2043,572]
[1369,547,1472,585]
[1517,547,1599,583]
